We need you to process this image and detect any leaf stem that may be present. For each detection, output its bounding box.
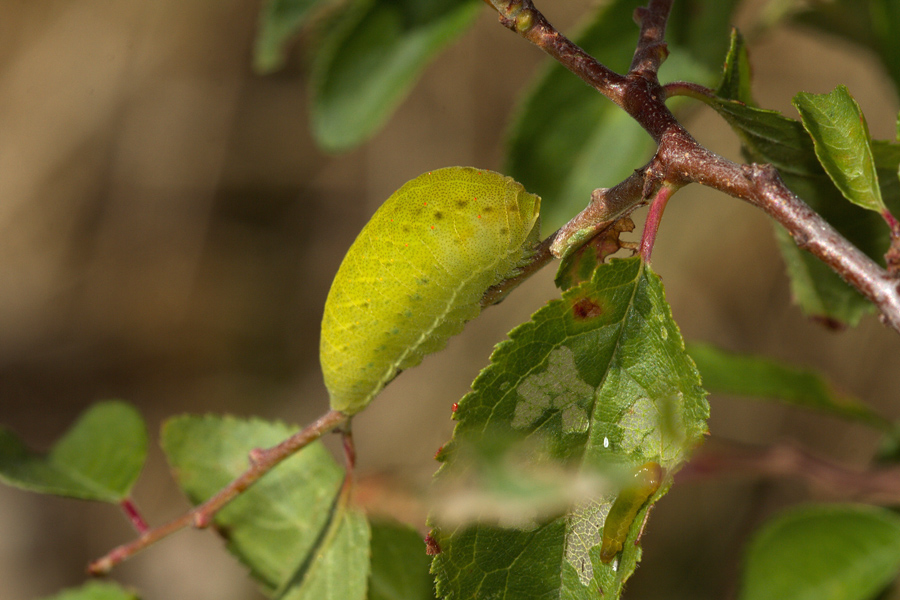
[118,498,149,534]
[89,409,348,575]
[639,185,677,262]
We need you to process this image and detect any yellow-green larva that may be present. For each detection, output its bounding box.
[599,462,663,563]
[320,167,541,415]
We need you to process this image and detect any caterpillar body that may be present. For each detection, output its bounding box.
[599,462,663,563]
[320,167,541,415]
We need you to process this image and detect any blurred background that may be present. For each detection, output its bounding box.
[2,0,899,598]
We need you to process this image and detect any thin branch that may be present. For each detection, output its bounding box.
[492,0,900,333]
[89,409,348,575]
[630,0,673,75]
[550,168,649,258]
[680,438,900,504]
[688,154,900,333]
[489,0,626,106]
[118,498,149,534]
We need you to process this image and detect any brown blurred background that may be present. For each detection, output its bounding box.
[1,1,899,598]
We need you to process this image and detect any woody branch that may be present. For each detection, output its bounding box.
[486,0,900,333]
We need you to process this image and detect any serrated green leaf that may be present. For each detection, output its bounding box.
[160,415,346,593]
[505,0,721,235]
[794,86,886,214]
[715,28,753,103]
[253,0,332,74]
[368,520,434,600]
[740,504,900,600]
[431,257,708,599]
[0,401,146,502]
[310,0,480,151]
[707,34,900,326]
[687,341,890,429]
[39,581,140,600]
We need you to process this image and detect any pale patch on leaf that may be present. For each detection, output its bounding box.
[565,497,613,586]
[512,347,594,434]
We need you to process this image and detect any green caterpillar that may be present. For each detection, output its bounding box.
[320,167,541,415]
[600,462,663,563]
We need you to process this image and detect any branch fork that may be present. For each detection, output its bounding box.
[489,0,900,333]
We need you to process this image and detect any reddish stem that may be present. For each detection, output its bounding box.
[639,185,676,262]
[89,409,348,575]
[119,498,149,534]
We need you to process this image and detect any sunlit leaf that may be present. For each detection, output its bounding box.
[431,257,708,599]
[794,86,885,214]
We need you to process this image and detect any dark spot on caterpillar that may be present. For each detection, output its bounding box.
[499,227,509,235]
[482,205,493,213]
[572,297,604,320]
[456,199,467,208]
[403,225,411,233]
[434,211,444,220]
[425,533,442,555]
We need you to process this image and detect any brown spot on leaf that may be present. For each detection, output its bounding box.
[572,297,604,320]
[425,533,442,555]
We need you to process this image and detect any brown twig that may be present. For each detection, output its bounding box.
[680,438,900,504]
[89,409,348,575]
[488,0,900,333]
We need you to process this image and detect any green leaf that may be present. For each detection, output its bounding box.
[687,341,890,429]
[0,401,146,502]
[160,415,349,594]
[707,34,899,326]
[253,0,332,74]
[277,502,370,600]
[715,28,753,104]
[740,504,900,600]
[310,0,480,151]
[432,257,709,599]
[368,520,434,600]
[505,0,722,235]
[794,86,886,214]
[39,582,140,600]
